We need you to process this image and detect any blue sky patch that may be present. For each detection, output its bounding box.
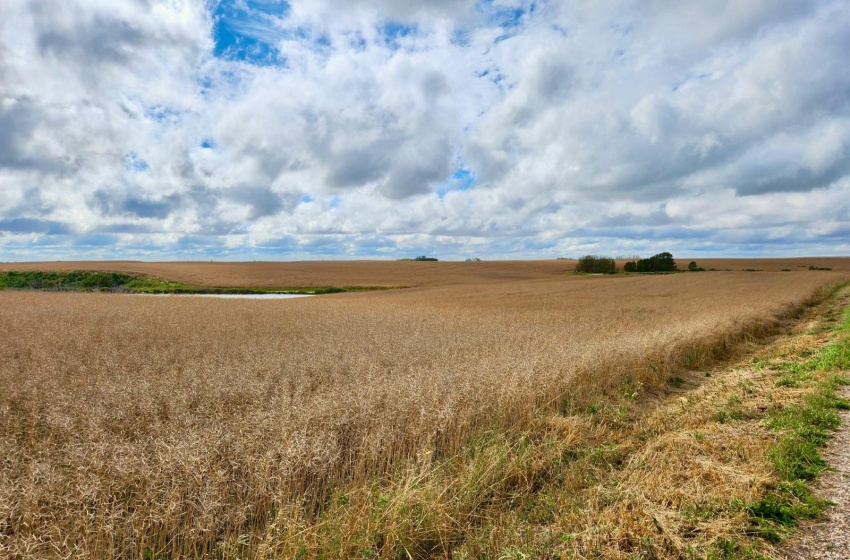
[212,0,290,65]
[380,22,417,48]
[124,152,150,173]
[144,105,182,125]
[478,0,531,29]
[437,165,476,199]
[452,28,472,47]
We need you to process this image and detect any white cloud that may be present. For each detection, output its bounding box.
[1,0,848,260]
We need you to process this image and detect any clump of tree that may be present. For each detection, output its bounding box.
[465,257,481,262]
[0,270,132,291]
[413,256,439,261]
[688,261,705,272]
[623,252,678,273]
[575,255,617,274]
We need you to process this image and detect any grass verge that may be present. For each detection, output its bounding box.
[742,306,850,551]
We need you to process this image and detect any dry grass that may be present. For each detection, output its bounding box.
[0,263,848,558]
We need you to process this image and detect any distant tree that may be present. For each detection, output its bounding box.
[688,261,698,271]
[575,255,617,274]
[413,256,439,261]
[627,252,678,273]
[465,257,481,262]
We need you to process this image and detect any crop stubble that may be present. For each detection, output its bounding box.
[0,264,847,557]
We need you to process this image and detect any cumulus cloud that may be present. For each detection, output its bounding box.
[0,0,848,260]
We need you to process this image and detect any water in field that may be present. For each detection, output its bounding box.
[135,293,314,299]
[186,293,314,299]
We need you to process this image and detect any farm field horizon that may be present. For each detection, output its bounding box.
[2,258,850,558]
[2,257,850,291]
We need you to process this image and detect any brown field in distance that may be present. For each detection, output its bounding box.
[2,256,849,289]
[1,259,850,557]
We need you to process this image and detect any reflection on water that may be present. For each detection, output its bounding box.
[187,294,313,299]
[137,293,314,299]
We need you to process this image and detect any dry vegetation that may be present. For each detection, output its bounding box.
[1,261,849,558]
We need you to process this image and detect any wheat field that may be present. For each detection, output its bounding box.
[1,262,848,558]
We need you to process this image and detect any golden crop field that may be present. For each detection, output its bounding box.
[1,261,849,558]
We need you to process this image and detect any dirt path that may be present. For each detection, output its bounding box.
[781,385,850,559]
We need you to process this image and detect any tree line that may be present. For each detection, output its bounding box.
[574,252,701,274]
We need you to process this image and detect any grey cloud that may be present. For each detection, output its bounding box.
[569,226,711,241]
[0,218,72,235]
[225,186,296,219]
[592,208,674,229]
[29,1,205,71]
[0,97,72,172]
[91,184,294,224]
[35,11,146,66]
[96,223,160,234]
[1,188,53,218]
[382,158,452,198]
[641,0,818,48]
[92,190,181,219]
[0,98,38,169]
[735,155,850,196]
[528,55,574,103]
[328,147,391,188]
[379,134,455,198]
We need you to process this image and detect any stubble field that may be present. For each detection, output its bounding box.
[1,260,849,558]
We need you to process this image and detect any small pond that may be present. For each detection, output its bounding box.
[185,294,313,299]
[137,293,314,299]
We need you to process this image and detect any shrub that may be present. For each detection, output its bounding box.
[574,255,616,274]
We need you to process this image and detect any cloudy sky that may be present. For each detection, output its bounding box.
[1,0,848,261]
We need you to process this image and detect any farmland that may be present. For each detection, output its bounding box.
[1,260,850,558]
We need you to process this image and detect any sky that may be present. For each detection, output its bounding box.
[1,0,849,261]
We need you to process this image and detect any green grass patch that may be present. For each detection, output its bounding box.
[743,321,850,546]
[0,270,403,296]
[0,270,132,291]
[707,537,769,560]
